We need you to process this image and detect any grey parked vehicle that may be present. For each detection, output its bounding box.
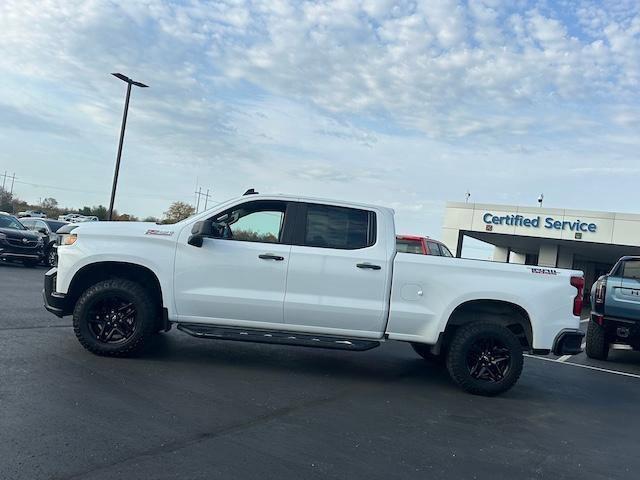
[20,218,68,267]
[587,256,640,360]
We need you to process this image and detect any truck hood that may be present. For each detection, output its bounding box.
[72,221,179,239]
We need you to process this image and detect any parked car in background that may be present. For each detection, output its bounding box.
[58,213,84,222]
[17,210,47,218]
[396,235,454,257]
[0,212,43,267]
[58,214,100,223]
[20,218,68,266]
[587,256,640,360]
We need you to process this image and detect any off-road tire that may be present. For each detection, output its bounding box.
[585,319,609,361]
[446,323,523,396]
[73,279,156,357]
[411,342,444,364]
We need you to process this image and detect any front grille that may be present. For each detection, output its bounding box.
[7,238,38,248]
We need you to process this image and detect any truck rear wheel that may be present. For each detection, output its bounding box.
[445,323,523,396]
[585,319,609,361]
[73,279,156,357]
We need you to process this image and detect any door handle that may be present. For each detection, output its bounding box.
[259,254,284,261]
[357,262,381,270]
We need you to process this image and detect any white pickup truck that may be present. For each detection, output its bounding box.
[44,192,585,395]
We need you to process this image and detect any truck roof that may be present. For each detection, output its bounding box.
[227,192,395,216]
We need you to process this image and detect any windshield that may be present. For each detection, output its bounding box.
[45,220,67,232]
[0,215,27,230]
[396,239,424,254]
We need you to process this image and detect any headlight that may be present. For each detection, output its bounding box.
[37,237,44,245]
[63,234,77,245]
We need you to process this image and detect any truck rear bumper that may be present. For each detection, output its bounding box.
[43,268,70,318]
[592,314,640,346]
[552,329,585,356]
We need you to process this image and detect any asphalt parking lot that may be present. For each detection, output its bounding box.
[1,263,639,480]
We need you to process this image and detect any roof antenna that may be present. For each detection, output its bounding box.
[243,188,258,196]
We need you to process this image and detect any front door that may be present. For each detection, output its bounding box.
[174,200,293,327]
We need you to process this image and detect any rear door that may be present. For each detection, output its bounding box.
[283,202,392,337]
[609,260,640,319]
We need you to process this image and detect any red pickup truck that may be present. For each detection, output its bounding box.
[396,235,453,257]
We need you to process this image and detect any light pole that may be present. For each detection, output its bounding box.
[108,73,148,220]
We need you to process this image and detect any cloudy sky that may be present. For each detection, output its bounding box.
[0,0,639,244]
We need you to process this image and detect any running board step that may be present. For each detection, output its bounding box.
[176,324,380,351]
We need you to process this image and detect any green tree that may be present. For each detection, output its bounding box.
[41,197,58,209]
[163,201,195,224]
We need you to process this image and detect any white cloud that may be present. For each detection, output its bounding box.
[0,0,639,231]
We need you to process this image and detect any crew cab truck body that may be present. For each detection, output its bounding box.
[44,193,584,396]
[587,256,640,360]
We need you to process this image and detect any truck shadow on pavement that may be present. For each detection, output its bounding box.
[138,332,456,389]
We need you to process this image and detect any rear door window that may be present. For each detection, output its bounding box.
[426,241,442,256]
[440,244,453,257]
[302,204,375,250]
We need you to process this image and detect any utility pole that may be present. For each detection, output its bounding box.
[9,173,15,195]
[108,73,149,221]
[194,187,213,213]
[1,171,6,190]
[195,187,202,213]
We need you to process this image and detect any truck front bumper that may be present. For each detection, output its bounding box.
[552,329,585,356]
[43,268,70,318]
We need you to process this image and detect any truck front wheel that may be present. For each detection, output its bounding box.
[585,320,609,360]
[73,279,156,357]
[445,323,523,396]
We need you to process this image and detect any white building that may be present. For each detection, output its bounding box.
[442,202,640,293]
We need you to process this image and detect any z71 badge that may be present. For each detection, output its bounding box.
[145,229,174,236]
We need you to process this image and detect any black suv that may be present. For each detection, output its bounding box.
[0,213,43,267]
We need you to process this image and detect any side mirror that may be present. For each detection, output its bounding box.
[38,228,48,234]
[188,221,213,247]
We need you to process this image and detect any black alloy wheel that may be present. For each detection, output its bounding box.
[87,296,138,344]
[466,337,511,382]
[73,278,156,356]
